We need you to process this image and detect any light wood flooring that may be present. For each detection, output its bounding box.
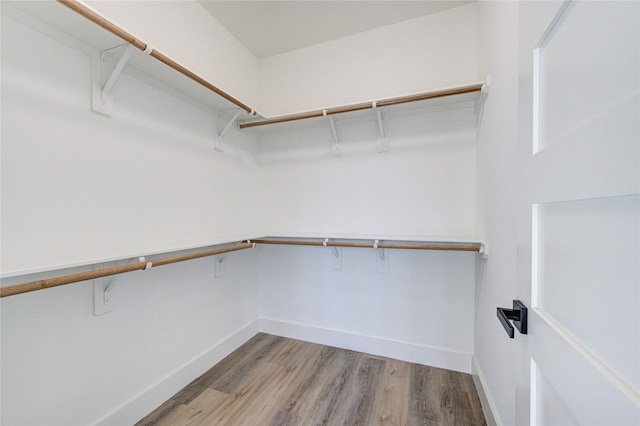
[136,333,486,425]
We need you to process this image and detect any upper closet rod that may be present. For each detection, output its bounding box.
[238,84,483,129]
[249,239,481,252]
[0,243,254,298]
[57,0,255,114]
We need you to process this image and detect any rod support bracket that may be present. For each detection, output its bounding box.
[323,239,343,270]
[373,102,388,152]
[374,240,389,273]
[332,247,343,270]
[92,43,136,116]
[94,256,146,315]
[214,255,226,277]
[479,242,489,259]
[324,111,342,157]
[215,109,243,152]
[475,75,491,128]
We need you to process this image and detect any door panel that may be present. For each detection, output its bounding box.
[518,1,640,424]
[535,195,639,393]
[530,318,639,425]
[531,98,639,203]
[532,359,579,426]
[536,0,638,153]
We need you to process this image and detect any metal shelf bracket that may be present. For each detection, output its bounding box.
[479,242,489,259]
[215,109,243,152]
[324,111,342,157]
[373,102,389,153]
[94,256,150,315]
[323,239,343,269]
[475,75,491,129]
[92,43,142,116]
[374,240,389,273]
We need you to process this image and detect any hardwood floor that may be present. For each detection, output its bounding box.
[136,333,486,425]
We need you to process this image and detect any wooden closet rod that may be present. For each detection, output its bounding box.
[0,243,254,298]
[238,84,483,129]
[249,239,481,252]
[57,0,254,114]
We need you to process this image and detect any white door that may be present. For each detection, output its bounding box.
[515,1,639,424]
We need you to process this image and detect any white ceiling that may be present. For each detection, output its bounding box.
[198,1,474,58]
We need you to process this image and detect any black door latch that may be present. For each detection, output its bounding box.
[497,300,528,338]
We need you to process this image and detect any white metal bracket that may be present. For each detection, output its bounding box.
[323,238,343,270]
[373,102,389,153]
[374,240,389,273]
[324,111,342,157]
[94,256,148,315]
[102,44,136,104]
[93,263,115,316]
[479,242,489,259]
[91,50,110,116]
[215,109,243,152]
[92,43,137,116]
[332,247,343,270]
[214,255,226,277]
[475,75,491,130]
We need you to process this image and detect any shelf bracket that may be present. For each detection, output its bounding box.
[93,263,115,316]
[374,240,389,273]
[332,247,343,270]
[475,75,491,130]
[102,44,136,101]
[373,102,389,153]
[94,256,150,315]
[215,109,243,152]
[323,239,343,270]
[214,255,226,277]
[324,111,342,157]
[479,242,489,259]
[92,43,138,116]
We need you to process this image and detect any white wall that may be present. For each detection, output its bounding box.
[1,10,259,275]
[257,3,478,117]
[1,10,261,425]
[258,244,477,373]
[474,1,520,425]
[253,18,479,374]
[256,103,478,239]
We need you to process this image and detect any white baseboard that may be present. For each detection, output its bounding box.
[472,356,500,426]
[260,317,472,374]
[94,319,260,426]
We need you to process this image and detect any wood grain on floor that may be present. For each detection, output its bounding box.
[136,333,486,425]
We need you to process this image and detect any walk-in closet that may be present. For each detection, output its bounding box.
[1,1,638,424]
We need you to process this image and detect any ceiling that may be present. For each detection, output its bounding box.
[198,1,474,58]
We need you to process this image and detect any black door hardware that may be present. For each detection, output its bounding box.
[497,300,528,338]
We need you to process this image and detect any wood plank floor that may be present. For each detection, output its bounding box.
[136,333,486,425]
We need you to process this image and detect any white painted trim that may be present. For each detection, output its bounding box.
[260,317,472,374]
[535,308,640,406]
[472,356,501,426]
[93,319,260,425]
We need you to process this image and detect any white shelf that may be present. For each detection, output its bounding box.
[3,0,244,114]
[239,83,485,136]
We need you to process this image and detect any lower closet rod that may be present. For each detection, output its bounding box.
[249,239,481,252]
[0,243,254,298]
